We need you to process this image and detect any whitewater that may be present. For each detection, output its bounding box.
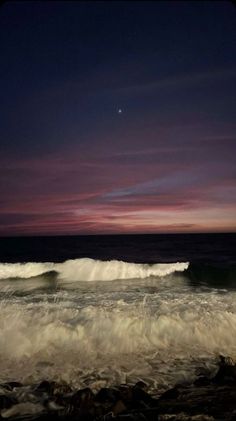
[0,258,188,281]
[0,255,236,393]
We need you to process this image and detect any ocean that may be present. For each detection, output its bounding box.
[0,233,236,394]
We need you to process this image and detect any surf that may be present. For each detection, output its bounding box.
[0,258,189,282]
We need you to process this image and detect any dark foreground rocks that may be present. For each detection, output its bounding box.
[0,356,236,421]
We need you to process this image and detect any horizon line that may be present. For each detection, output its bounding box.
[0,231,235,239]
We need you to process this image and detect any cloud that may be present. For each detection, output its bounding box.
[0,119,236,235]
[109,67,236,97]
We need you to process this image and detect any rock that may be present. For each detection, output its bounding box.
[93,388,122,419]
[0,373,235,420]
[134,381,148,392]
[118,384,133,402]
[52,382,72,396]
[193,377,211,387]
[1,402,44,419]
[64,387,95,418]
[112,399,127,416]
[159,414,215,420]
[35,380,72,398]
[35,380,54,394]
[46,400,64,411]
[132,385,157,408]
[212,355,236,384]
[157,382,236,420]
[159,387,179,400]
[0,395,16,410]
[1,382,23,390]
[70,387,94,406]
[95,387,121,404]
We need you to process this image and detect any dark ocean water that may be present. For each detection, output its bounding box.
[1,232,235,264]
[1,233,236,288]
[0,233,236,392]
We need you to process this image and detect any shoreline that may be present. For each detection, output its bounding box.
[1,357,236,421]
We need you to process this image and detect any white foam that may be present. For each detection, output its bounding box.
[0,294,236,389]
[0,258,189,282]
[0,262,55,280]
[1,257,235,392]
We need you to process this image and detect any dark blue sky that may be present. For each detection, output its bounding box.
[0,1,236,235]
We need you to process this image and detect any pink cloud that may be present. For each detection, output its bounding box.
[1,121,236,235]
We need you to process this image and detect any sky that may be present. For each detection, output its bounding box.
[0,1,236,236]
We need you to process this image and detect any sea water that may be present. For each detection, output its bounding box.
[0,233,235,394]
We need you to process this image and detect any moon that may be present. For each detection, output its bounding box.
[118,108,122,114]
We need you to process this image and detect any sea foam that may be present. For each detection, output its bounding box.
[0,296,236,389]
[0,258,189,281]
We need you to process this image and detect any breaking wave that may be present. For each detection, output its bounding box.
[0,298,236,388]
[0,258,189,282]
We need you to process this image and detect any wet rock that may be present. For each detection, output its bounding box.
[118,384,133,402]
[1,382,23,391]
[114,414,148,421]
[59,387,95,419]
[53,382,72,396]
[132,385,157,408]
[193,376,211,387]
[1,370,236,421]
[35,380,72,398]
[112,399,127,416]
[1,402,45,419]
[95,387,121,404]
[159,414,215,421]
[159,386,179,400]
[0,394,17,410]
[134,381,148,392]
[35,380,54,394]
[93,388,122,419]
[70,387,94,407]
[52,392,68,408]
[212,355,236,384]
[46,400,65,411]
[157,382,236,420]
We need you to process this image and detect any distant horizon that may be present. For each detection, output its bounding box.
[1,230,236,239]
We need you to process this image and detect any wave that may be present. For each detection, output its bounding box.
[2,304,236,359]
[0,258,189,282]
[0,262,55,280]
[0,301,236,388]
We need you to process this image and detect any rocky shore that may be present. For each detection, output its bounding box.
[0,356,236,421]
